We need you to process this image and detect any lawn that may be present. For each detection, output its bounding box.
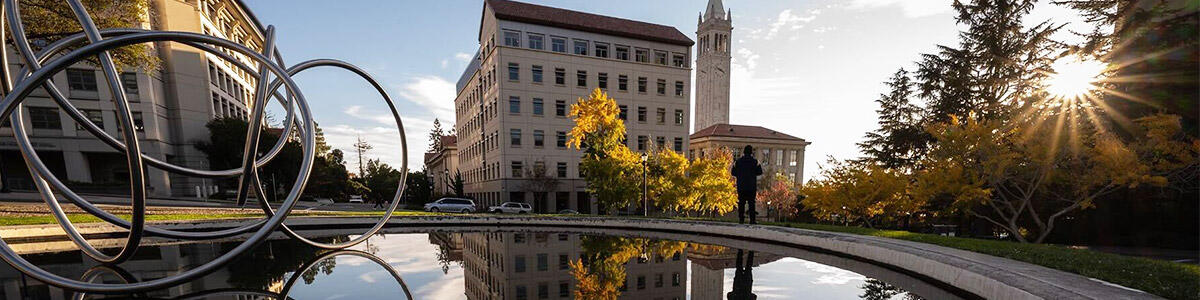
[760,221,1200,300]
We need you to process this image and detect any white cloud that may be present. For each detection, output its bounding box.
[803,261,866,285]
[344,105,396,125]
[735,48,760,71]
[763,9,820,40]
[392,75,456,122]
[454,52,473,62]
[847,0,952,18]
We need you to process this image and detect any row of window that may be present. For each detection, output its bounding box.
[507,64,686,97]
[8,106,145,132]
[508,98,685,125]
[502,29,688,68]
[64,69,139,99]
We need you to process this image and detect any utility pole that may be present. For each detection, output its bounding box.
[353,134,372,177]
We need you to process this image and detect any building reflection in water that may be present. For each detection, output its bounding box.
[456,232,687,300]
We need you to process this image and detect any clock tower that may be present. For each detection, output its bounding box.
[694,0,732,130]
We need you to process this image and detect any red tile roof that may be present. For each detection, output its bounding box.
[690,124,808,142]
[440,135,457,147]
[485,0,694,46]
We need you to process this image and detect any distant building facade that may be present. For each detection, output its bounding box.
[453,0,694,212]
[0,0,266,197]
[425,135,460,196]
[690,124,810,186]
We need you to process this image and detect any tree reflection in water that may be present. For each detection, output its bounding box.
[859,278,925,300]
[568,236,686,299]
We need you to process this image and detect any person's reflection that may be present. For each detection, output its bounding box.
[726,250,756,300]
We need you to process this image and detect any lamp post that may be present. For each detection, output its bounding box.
[640,153,648,217]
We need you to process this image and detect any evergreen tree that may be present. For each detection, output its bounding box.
[858,68,928,169]
[429,118,445,152]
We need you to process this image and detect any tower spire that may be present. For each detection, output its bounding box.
[704,0,725,20]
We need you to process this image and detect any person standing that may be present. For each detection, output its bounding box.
[731,145,763,224]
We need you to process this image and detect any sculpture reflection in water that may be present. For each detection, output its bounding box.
[66,249,412,300]
[0,0,407,294]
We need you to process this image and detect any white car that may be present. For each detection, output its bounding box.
[424,198,477,213]
[348,195,364,203]
[489,202,532,214]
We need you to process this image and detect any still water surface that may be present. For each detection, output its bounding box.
[0,228,959,299]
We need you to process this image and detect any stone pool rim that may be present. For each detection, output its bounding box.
[0,215,1162,300]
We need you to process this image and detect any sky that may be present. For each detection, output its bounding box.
[244,0,1089,180]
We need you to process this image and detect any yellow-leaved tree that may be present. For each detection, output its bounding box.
[569,236,686,300]
[569,88,736,214]
[801,158,916,228]
[912,113,1188,243]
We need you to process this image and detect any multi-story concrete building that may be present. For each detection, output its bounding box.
[454,0,694,212]
[0,0,265,198]
[462,232,687,300]
[689,124,810,186]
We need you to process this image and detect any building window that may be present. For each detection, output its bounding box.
[656,108,666,123]
[675,81,685,96]
[556,162,567,177]
[673,137,683,151]
[508,63,519,81]
[573,40,588,55]
[598,73,608,89]
[637,77,647,93]
[654,51,668,65]
[538,283,549,299]
[503,30,520,47]
[674,109,684,125]
[657,79,666,95]
[576,70,587,87]
[512,161,524,177]
[637,276,646,290]
[790,150,799,166]
[528,34,544,50]
[672,273,681,286]
[77,109,103,130]
[618,75,628,91]
[533,130,544,147]
[531,65,543,83]
[618,105,628,120]
[559,281,570,297]
[637,106,646,122]
[551,37,566,52]
[655,273,663,288]
[556,131,567,148]
[656,136,666,148]
[594,43,608,58]
[537,253,548,271]
[615,46,629,60]
[533,99,543,115]
[509,97,520,113]
[555,100,566,117]
[29,107,61,129]
[66,69,97,92]
[635,48,648,62]
[777,149,784,165]
[672,54,686,67]
[516,285,528,300]
[637,135,647,151]
[132,112,144,131]
[510,129,522,146]
[554,68,565,85]
[120,72,139,95]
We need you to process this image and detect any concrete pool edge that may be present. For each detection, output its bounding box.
[0,215,1162,300]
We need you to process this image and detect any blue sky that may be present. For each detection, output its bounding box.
[244,0,1085,179]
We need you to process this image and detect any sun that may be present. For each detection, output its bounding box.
[1045,57,1107,99]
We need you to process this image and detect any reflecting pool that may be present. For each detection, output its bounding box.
[0,227,970,299]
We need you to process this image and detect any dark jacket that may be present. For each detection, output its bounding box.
[731,154,763,194]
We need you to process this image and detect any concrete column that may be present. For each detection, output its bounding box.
[62,150,91,183]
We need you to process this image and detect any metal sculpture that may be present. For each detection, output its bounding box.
[0,0,407,293]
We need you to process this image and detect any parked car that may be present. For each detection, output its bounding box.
[424,198,477,213]
[557,209,579,215]
[489,202,532,214]
[348,195,364,203]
